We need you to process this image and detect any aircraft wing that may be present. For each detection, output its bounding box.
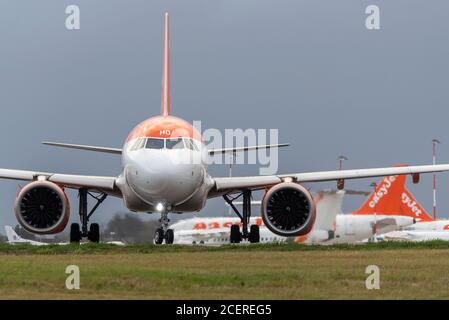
[42,141,289,156]
[208,143,289,155]
[210,164,449,196]
[42,141,122,155]
[0,169,120,196]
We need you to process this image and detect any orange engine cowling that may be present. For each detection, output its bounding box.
[14,181,70,235]
[261,182,316,237]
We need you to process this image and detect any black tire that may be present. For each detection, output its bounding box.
[88,223,100,243]
[230,224,242,244]
[70,223,81,244]
[164,229,174,244]
[154,228,164,245]
[249,225,260,243]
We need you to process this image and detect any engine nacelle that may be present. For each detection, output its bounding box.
[14,181,70,235]
[261,182,316,237]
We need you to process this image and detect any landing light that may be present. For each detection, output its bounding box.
[156,203,164,212]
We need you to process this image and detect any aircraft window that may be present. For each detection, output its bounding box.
[166,138,185,149]
[130,138,146,151]
[184,138,199,151]
[184,139,193,150]
[129,140,137,151]
[146,138,165,149]
[191,139,201,151]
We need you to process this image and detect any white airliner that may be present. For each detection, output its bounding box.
[5,225,60,246]
[1,13,449,245]
[355,173,449,242]
[4,226,125,246]
[171,187,414,245]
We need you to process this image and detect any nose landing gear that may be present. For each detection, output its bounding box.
[153,210,175,245]
[154,228,165,245]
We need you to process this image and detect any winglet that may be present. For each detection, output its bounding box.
[161,12,171,116]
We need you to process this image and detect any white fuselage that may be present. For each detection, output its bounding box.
[171,214,414,245]
[379,230,449,242]
[403,220,449,231]
[379,220,449,242]
[8,238,48,246]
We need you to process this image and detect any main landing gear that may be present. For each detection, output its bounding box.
[223,190,260,244]
[70,188,107,244]
[153,210,175,245]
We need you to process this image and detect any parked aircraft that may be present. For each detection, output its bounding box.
[171,186,414,245]
[5,226,63,246]
[355,174,449,241]
[4,226,125,246]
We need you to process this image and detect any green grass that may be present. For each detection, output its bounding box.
[2,241,449,255]
[1,242,449,299]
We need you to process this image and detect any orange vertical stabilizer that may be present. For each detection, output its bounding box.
[161,12,171,116]
[353,168,434,221]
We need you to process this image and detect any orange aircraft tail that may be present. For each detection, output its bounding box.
[353,170,434,222]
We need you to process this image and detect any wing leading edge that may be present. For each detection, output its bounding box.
[42,141,289,156]
[42,141,122,155]
[0,169,120,196]
[210,164,449,196]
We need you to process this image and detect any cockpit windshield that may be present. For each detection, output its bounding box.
[129,138,146,151]
[146,138,165,149]
[129,137,200,151]
[166,138,184,149]
[184,138,199,151]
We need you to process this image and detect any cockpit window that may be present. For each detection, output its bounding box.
[130,138,146,151]
[191,139,201,151]
[184,138,199,151]
[129,137,200,151]
[146,138,165,149]
[166,138,185,149]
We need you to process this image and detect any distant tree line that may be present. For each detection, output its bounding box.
[1,212,161,244]
[102,213,160,243]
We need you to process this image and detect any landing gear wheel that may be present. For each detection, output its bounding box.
[230,224,242,244]
[164,229,174,244]
[154,228,164,245]
[70,223,81,244]
[88,223,100,243]
[249,225,260,243]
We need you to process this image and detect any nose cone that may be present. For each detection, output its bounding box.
[126,150,204,206]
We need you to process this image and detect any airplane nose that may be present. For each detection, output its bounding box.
[126,151,204,206]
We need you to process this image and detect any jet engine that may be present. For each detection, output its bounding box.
[14,181,70,235]
[261,182,316,237]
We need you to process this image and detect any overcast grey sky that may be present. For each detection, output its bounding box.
[0,1,449,233]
